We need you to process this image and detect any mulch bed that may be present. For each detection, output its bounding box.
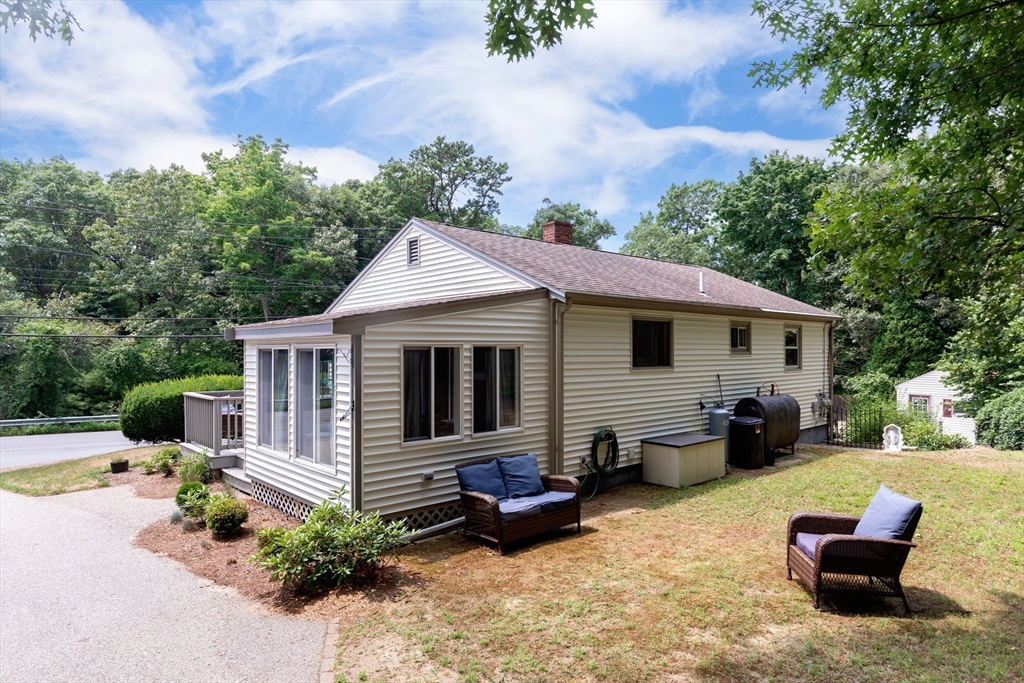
[103,469,185,499]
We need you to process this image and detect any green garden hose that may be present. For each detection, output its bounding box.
[580,426,619,500]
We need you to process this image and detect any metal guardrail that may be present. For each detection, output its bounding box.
[0,415,119,428]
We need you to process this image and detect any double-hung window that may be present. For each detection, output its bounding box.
[784,326,801,368]
[296,348,335,466]
[403,346,460,442]
[473,346,521,433]
[258,348,289,452]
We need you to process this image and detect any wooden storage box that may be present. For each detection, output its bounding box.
[641,433,725,488]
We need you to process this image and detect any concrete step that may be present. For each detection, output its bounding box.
[220,467,252,495]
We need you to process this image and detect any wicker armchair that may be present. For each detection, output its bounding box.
[786,505,922,613]
[457,454,581,555]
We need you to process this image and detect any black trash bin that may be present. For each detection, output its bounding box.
[729,416,765,469]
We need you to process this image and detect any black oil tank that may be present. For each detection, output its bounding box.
[734,394,800,450]
[729,416,765,469]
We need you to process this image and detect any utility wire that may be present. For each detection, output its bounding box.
[0,314,291,321]
[0,333,226,339]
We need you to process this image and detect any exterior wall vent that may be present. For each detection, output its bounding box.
[407,237,421,267]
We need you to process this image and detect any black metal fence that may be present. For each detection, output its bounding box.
[827,403,886,449]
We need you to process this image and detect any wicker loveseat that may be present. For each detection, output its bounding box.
[787,484,923,613]
[456,453,581,555]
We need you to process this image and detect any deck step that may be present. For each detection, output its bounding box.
[220,467,252,495]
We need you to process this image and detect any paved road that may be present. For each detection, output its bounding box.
[0,430,139,469]
[0,486,326,683]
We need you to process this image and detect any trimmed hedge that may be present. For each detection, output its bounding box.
[205,495,249,536]
[120,375,242,444]
[976,386,1024,450]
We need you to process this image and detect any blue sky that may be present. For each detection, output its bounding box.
[0,1,843,250]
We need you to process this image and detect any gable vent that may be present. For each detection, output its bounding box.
[407,237,420,266]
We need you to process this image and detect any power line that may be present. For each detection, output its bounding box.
[0,333,226,339]
[1,315,292,321]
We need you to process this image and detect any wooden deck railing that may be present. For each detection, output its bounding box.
[183,390,244,456]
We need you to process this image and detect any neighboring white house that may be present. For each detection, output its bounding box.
[223,218,840,528]
[896,370,976,444]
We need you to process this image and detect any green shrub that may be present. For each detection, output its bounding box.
[916,431,972,451]
[975,387,1024,450]
[119,374,242,443]
[838,402,938,446]
[179,486,212,519]
[175,481,206,508]
[178,452,212,484]
[846,371,898,404]
[141,446,180,476]
[205,495,249,536]
[250,488,408,591]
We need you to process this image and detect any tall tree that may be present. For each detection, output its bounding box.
[754,0,1024,309]
[716,152,834,300]
[203,136,357,321]
[0,158,112,301]
[516,198,615,249]
[621,180,726,268]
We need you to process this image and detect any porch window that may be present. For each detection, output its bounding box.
[784,326,801,368]
[297,348,335,466]
[403,346,460,442]
[473,346,520,433]
[632,318,672,368]
[258,348,289,452]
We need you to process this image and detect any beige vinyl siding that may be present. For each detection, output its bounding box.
[243,337,353,505]
[330,226,532,313]
[361,298,550,517]
[896,370,976,444]
[561,306,830,477]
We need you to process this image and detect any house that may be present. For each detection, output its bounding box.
[220,218,840,529]
[896,370,976,444]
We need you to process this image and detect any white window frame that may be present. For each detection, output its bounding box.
[293,344,337,469]
[471,344,524,436]
[257,346,290,456]
[909,395,931,414]
[400,344,462,444]
[784,325,802,369]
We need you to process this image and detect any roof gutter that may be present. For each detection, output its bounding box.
[568,293,841,322]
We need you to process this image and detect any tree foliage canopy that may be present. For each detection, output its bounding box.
[0,0,78,43]
[517,198,615,249]
[485,0,596,61]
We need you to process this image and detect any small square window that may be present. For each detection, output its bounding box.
[632,319,672,368]
[407,237,420,267]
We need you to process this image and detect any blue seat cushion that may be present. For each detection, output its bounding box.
[497,498,542,522]
[524,490,577,513]
[795,532,823,560]
[854,484,922,539]
[456,460,508,500]
[496,454,546,498]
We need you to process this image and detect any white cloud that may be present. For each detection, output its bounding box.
[290,145,380,184]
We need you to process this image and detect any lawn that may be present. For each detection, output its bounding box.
[0,445,164,496]
[332,446,1023,683]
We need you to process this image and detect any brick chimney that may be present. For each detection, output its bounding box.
[542,220,574,245]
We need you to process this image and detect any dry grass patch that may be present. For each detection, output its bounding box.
[327,446,1022,683]
[0,445,164,496]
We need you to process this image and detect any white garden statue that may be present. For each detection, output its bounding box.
[883,424,904,452]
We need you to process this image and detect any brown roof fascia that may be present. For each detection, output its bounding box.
[567,293,842,322]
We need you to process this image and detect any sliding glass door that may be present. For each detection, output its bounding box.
[296,348,335,466]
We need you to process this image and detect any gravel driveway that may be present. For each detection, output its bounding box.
[0,486,326,683]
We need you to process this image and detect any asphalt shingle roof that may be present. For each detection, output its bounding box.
[418,219,838,319]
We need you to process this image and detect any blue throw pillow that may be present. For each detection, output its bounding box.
[854,484,922,539]
[496,454,546,498]
[455,460,508,500]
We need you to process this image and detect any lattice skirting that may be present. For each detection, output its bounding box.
[251,480,313,520]
[391,502,464,531]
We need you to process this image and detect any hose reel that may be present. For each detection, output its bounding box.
[581,426,619,500]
